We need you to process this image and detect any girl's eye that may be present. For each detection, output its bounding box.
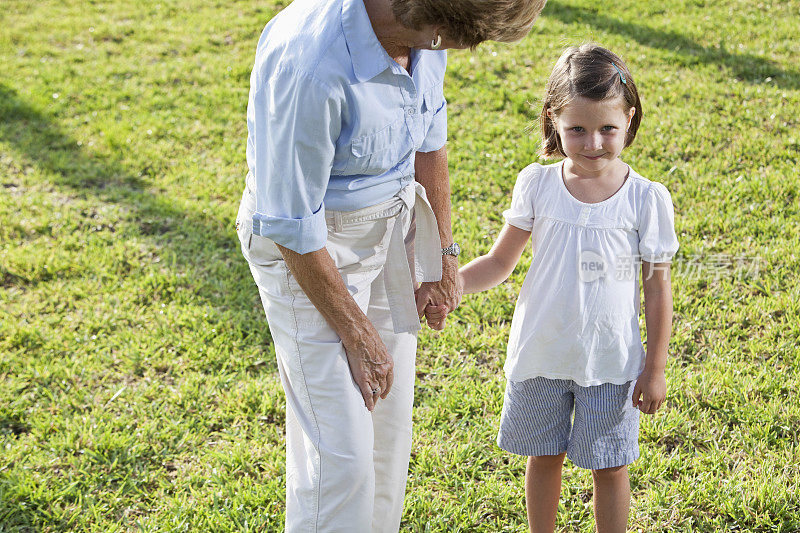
[601,125,616,132]
[570,126,584,133]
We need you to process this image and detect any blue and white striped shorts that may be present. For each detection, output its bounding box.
[497,377,640,470]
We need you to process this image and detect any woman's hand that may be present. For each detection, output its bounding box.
[631,367,666,414]
[277,244,394,412]
[415,256,463,329]
[342,322,394,411]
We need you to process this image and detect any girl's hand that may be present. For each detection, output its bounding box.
[423,304,448,330]
[422,273,465,330]
[415,257,463,321]
[632,368,666,414]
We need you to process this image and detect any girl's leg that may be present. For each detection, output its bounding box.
[525,452,566,533]
[591,465,630,533]
[567,381,638,533]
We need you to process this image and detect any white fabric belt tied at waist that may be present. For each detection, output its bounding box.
[385,181,442,334]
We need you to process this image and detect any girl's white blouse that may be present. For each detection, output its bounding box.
[502,161,679,386]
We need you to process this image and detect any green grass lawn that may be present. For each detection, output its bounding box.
[2,0,799,530]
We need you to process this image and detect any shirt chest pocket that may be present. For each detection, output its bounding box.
[348,118,411,175]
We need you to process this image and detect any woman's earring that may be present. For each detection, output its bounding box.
[431,34,442,49]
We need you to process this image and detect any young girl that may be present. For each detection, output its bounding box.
[448,44,679,532]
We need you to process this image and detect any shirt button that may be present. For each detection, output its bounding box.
[406,107,416,116]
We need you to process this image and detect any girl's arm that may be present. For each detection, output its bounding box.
[459,223,531,294]
[424,223,530,329]
[632,261,673,414]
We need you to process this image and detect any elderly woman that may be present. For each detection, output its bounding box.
[236,0,546,530]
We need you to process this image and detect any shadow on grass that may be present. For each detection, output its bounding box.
[545,1,800,90]
[0,82,276,358]
[0,81,278,527]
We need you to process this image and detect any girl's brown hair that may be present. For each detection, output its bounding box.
[540,43,642,158]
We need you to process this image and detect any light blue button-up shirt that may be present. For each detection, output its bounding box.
[245,0,448,254]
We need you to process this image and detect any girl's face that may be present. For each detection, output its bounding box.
[548,96,636,178]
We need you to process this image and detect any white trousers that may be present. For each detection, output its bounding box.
[237,182,440,532]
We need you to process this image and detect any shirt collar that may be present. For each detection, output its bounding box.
[342,0,391,82]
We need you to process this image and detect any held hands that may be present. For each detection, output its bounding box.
[342,322,394,412]
[341,256,462,411]
[414,258,463,330]
[632,367,667,414]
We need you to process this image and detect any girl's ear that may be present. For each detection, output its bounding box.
[626,107,636,129]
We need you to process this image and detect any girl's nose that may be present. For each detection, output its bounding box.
[585,133,603,150]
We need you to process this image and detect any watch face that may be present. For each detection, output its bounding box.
[444,242,460,256]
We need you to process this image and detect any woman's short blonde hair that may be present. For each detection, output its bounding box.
[391,0,548,48]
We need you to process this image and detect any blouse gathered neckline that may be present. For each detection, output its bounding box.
[558,160,633,208]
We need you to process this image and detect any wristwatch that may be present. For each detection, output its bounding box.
[442,242,461,257]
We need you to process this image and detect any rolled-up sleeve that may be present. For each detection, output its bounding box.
[418,86,447,153]
[250,69,341,254]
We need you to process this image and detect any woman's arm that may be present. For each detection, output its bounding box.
[632,261,673,414]
[277,244,393,412]
[460,223,531,294]
[413,147,462,325]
